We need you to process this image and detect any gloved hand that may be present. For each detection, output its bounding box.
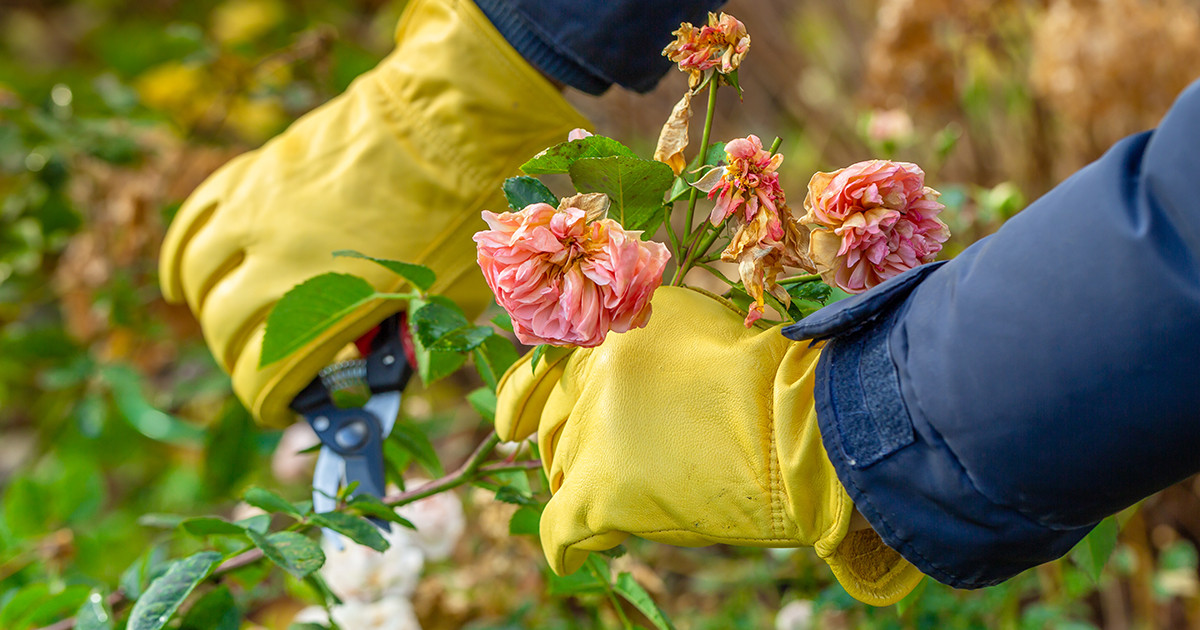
[494,286,925,606]
[159,0,589,427]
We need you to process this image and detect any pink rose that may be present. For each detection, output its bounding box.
[662,12,750,86]
[474,199,670,347]
[801,160,949,294]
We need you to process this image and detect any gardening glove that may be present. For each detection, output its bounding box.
[159,0,589,427]
[494,286,925,606]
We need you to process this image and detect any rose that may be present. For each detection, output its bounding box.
[474,195,671,347]
[801,160,949,293]
[662,12,750,87]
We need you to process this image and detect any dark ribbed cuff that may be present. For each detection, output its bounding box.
[473,0,612,95]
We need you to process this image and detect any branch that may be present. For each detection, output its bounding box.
[35,433,539,630]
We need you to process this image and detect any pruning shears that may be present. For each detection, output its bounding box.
[289,313,412,545]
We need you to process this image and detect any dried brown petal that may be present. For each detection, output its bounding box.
[558,192,611,222]
[653,91,693,176]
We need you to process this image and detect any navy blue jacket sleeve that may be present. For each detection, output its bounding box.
[475,0,725,94]
[784,79,1200,588]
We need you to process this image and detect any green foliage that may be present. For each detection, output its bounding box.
[332,250,436,293]
[260,273,378,367]
[74,592,114,630]
[243,486,304,518]
[127,551,221,630]
[568,155,674,233]
[310,512,389,552]
[520,135,637,175]
[179,586,239,630]
[247,530,325,580]
[502,176,558,210]
[1071,516,1119,583]
[614,572,674,630]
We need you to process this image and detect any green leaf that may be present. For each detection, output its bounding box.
[389,422,444,477]
[431,325,493,353]
[139,513,186,529]
[467,387,497,422]
[509,506,541,536]
[408,297,469,385]
[102,365,205,445]
[724,69,743,99]
[236,513,271,534]
[332,250,435,293]
[120,546,168,601]
[1072,515,1120,583]
[494,484,538,507]
[0,584,49,628]
[530,344,548,372]
[3,475,47,540]
[74,591,114,630]
[127,551,221,630]
[614,572,675,630]
[547,568,606,596]
[490,312,514,332]
[473,335,520,391]
[502,176,558,210]
[260,273,377,367]
[247,530,325,580]
[26,585,92,627]
[180,517,248,538]
[348,495,416,529]
[568,156,674,233]
[784,279,833,321]
[243,486,303,518]
[521,135,636,175]
[180,585,239,630]
[410,302,469,347]
[311,512,389,552]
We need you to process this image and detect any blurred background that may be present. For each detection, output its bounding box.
[2,0,1200,628]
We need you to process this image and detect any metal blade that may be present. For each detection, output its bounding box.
[362,390,402,437]
[311,445,345,550]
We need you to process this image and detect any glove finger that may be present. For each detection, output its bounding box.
[539,483,630,576]
[494,345,574,442]
[159,157,252,305]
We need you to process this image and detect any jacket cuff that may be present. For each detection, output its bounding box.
[784,265,1094,588]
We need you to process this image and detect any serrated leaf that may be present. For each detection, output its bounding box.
[1073,515,1120,583]
[332,250,435,292]
[409,298,470,385]
[411,302,469,347]
[243,486,302,518]
[495,484,537,507]
[261,273,377,366]
[430,325,493,353]
[502,176,558,210]
[521,135,636,174]
[348,495,416,530]
[473,335,520,391]
[568,156,674,233]
[509,506,541,536]
[467,387,497,422]
[389,422,444,477]
[181,517,248,538]
[127,551,221,630]
[180,585,239,630]
[311,512,389,552]
[74,591,114,630]
[784,279,833,321]
[248,530,325,580]
[614,572,674,630]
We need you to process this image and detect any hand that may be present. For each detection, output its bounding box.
[158,0,588,427]
[495,286,924,605]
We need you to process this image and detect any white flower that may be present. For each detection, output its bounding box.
[395,480,465,562]
[320,529,424,601]
[775,599,814,630]
[294,596,421,630]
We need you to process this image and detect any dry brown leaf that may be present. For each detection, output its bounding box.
[558,192,610,222]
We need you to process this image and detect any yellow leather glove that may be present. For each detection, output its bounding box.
[494,287,925,606]
[159,0,589,427]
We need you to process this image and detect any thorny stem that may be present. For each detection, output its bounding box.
[672,82,720,286]
[36,433,538,630]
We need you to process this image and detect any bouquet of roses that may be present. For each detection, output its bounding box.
[475,11,950,348]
